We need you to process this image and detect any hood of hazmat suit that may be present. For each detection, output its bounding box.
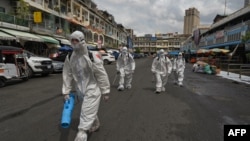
[69,31,88,55]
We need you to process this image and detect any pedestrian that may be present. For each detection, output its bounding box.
[62,31,110,141]
[116,46,135,91]
[151,49,172,94]
[173,52,186,87]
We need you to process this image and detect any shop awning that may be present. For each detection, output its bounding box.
[37,35,60,45]
[0,31,16,40]
[200,40,241,49]
[0,28,42,42]
[168,51,179,56]
[56,38,71,45]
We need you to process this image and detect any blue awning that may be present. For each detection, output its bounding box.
[59,45,72,51]
[168,51,179,56]
[200,40,241,49]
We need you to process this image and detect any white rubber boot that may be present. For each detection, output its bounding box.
[74,130,87,141]
[89,117,100,132]
[117,85,124,91]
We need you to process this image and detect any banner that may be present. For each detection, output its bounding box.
[127,36,133,48]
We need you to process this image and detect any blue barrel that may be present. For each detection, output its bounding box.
[61,93,75,128]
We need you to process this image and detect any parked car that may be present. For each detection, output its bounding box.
[52,60,64,73]
[86,44,101,55]
[132,53,141,59]
[86,44,99,52]
[111,51,120,60]
[101,53,115,65]
[51,51,71,62]
[23,50,53,77]
[0,46,29,87]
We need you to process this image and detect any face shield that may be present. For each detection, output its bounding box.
[158,49,165,58]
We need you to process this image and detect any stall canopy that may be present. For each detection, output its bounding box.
[37,35,59,45]
[0,28,42,42]
[0,31,16,40]
[200,41,241,49]
[168,51,179,56]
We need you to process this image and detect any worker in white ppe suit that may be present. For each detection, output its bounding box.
[151,49,172,94]
[62,31,110,141]
[173,52,185,87]
[116,47,135,91]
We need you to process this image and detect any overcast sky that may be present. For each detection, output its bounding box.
[93,0,245,36]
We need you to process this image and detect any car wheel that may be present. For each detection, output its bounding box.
[22,77,29,81]
[103,59,109,65]
[0,78,6,88]
[27,67,33,78]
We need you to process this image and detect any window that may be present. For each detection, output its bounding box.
[0,7,5,13]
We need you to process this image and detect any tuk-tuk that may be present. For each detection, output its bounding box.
[0,46,29,87]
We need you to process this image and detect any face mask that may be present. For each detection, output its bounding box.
[72,43,81,51]
[122,51,127,55]
[159,53,164,58]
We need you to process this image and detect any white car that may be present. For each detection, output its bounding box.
[23,50,53,77]
[52,60,64,73]
[101,53,115,65]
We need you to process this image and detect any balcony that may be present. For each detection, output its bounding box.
[0,13,29,27]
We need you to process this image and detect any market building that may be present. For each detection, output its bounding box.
[182,5,250,64]
[133,33,189,55]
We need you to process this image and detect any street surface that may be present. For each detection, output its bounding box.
[0,57,250,141]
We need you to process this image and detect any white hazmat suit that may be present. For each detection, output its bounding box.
[151,49,172,93]
[116,47,135,91]
[62,31,110,141]
[173,52,185,86]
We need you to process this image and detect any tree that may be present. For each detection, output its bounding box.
[242,31,250,60]
[16,0,30,19]
[135,48,141,53]
[241,31,250,43]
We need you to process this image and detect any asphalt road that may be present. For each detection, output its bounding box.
[0,57,250,141]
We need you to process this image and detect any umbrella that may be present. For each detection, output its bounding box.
[59,45,73,51]
[197,49,209,54]
[209,48,230,54]
[209,48,221,53]
[220,49,230,53]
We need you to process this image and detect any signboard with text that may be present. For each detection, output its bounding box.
[33,12,42,23]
